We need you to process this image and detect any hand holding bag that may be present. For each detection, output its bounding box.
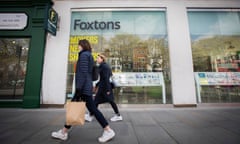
[65,90,86,126]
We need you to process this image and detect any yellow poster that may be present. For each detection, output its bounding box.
[68,35,99,62]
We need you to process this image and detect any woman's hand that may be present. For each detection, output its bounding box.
[93,87,98,93]
[107,91,110,95]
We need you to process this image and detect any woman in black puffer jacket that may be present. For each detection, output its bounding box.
[51,40,115,143]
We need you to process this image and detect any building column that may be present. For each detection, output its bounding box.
[167,2,197,106]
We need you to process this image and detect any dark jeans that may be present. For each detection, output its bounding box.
[64,94,108,129]
[90,90,120,116]
[95,100,119,115]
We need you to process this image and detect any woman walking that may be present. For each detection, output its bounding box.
[85,54,123,122]
[51,39,115,143]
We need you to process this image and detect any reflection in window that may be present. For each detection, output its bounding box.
[0,38,30,99]
[188,9,240,103]
[67,10,172,104]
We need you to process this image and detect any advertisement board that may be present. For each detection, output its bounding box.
[195,72,240,102]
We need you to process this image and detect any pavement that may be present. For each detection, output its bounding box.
[0,104,240,144]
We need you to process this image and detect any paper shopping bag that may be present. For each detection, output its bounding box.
[65,101,86,125]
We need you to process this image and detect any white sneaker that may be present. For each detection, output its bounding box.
[98,129,115,143]
[51,129,68,141]
[85,114,93,122]
[110,115,123,122]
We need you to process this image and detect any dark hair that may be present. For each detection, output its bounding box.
[78,39,92,52]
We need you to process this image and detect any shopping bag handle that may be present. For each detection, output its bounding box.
[71,89,86,102]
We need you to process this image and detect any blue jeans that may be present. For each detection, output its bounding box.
[64,94,108,129]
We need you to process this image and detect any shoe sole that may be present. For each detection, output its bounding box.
[51,134,67,141]
[98,134,115,143]
[110,119,123,122]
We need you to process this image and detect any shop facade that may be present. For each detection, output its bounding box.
[1,0,240,108]
[0,0,53,107]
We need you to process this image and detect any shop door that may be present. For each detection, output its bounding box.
[0,38,30,99]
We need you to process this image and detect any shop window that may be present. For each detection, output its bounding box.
[188,9,240,103]
[0,38,30,99]
[66,10,171,104]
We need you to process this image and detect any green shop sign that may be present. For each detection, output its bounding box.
[45,8,58,36]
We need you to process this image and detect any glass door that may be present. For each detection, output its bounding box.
[0,38,30,99]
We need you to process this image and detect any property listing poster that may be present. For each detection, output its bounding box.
[196,72,240,85]
[112,72,164,86]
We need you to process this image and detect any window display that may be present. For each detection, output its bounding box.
[66,10,171,104]
[188,9,240,103]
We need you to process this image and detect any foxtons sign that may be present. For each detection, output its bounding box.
[45,8,58,36]
[73,19,120,30]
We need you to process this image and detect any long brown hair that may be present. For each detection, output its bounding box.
[78,39,92,52]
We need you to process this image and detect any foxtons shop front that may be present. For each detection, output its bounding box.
[43,8,172,106]
[42,0,240,107]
